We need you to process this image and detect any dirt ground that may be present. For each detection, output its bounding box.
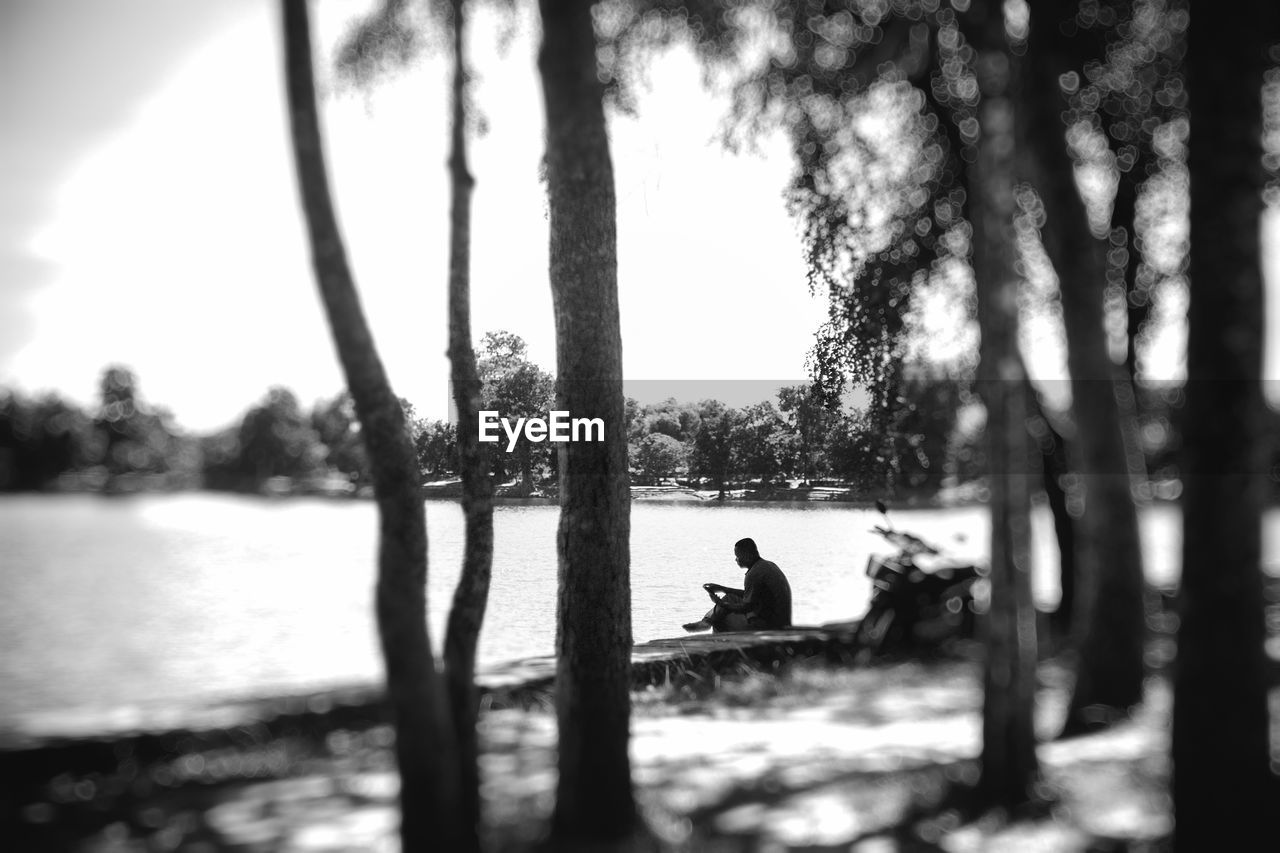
[6,648,1188,852]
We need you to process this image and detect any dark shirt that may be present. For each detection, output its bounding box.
[742,558,792,629]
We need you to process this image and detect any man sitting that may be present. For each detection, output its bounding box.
[684,537,792,632]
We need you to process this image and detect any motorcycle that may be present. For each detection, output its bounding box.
[855,500,986,655]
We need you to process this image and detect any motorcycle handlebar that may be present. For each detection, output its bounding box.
[870,525,940,556]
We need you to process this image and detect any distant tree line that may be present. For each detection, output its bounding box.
[0,364,457,495]
[0,366,201,492]
[0,346,1217,500]
[622,379,980,495]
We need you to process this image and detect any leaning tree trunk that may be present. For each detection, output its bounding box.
[1024,0,1148,736]
[537,0,638,844]
[969,0,1040,810]
[440,1,495,850]
[281,1,464,849]
[1174,2,1277,848]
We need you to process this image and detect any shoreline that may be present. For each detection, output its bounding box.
[0,622,865,749]
[6,479,1193,513]
[0,623,867,781]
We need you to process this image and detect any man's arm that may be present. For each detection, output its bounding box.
[711,578,757,613]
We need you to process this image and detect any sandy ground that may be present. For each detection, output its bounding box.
[9,651,1188,852]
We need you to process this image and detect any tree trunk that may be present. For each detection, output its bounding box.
[1024,378,1076,638]
[519,442,535,496]
[922,29,1077,645]
[1174,2,1277,847]
[441,2,494,850]
[1023,0,1148,735]
[969,1,1040,810]
[537,0,638,843]
[1114,146,1152,384]
[280,1,463,848]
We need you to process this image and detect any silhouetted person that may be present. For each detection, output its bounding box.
[690,538,792,632]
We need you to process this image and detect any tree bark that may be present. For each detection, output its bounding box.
[1023,0,1148,735]
[518,443,535,496]
[1024,378,1076,638]
[537,0,638,843]
[969,1,1040,810]
[281,1,463,848]
[1114,146,1152,384]
[441,1,494,850]
[1174,2,1277,847]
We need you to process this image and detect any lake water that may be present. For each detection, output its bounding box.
[0,493,1193,736]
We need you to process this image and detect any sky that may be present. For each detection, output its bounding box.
[2,1,1277,435]
[0,0,833,434]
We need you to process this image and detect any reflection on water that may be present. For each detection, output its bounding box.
[0,493,1188,732]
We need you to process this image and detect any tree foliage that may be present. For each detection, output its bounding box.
[236,387,325,483]
[687,398,740,495]
[478,330,555,493]
[415,419,459,478]
[601,0,982,410]
[311,391,369,485]
[0,390,93,490]
[632,431,686,483]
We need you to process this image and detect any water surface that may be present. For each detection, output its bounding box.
[0,493,1189,734]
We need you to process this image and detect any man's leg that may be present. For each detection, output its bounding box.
[713,609,752,632]
[683,605,717,633]
[709,592,752,632]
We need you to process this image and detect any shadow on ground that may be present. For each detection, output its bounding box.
[3,647,1193,853]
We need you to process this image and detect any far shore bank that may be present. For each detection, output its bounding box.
[15,472,1193,510]
[433,480,987,508]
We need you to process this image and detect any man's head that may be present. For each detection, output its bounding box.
[734,537,760,568]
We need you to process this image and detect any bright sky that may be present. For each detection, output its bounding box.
[0,0,831,433]
[2,1,1277,434]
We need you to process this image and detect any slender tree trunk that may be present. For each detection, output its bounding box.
[969,1,1040,809]
[441,2,494,850]
[537,0,638,843]
[1114,146,1152,384]
[519,443,535,496]
[280,1,463,848]
[1174,2,1277,847]
[1023,0,1148,735]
